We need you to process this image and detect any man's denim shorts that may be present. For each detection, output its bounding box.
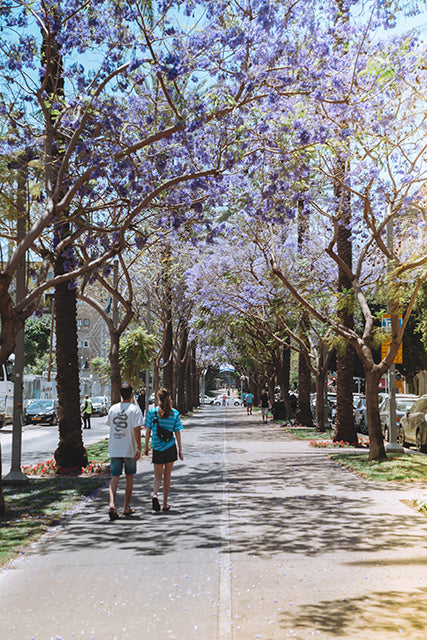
[110,457,137,476]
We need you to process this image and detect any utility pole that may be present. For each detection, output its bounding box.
[4,153,29,484]
[385,214,403,454]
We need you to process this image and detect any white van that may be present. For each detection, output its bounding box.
[0,360,14,428]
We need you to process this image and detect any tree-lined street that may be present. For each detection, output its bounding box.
[2,406,427,639]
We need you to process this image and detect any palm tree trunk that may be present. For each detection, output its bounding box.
[54,272,87,471]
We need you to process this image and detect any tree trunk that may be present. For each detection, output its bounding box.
[0,279,22,366]
[109,330,121,404]
[332,153,358,443]
[161,247,174,395]
[191,343,197,409]
[295,311,314,426]
[296,199,313,426]
[185,351,192,412]
[315,370,327,433]
[177,327,188,414]
[151,357,160,400]
[281,337,292,416]
[365,368,386,461]
[54,273,87,471]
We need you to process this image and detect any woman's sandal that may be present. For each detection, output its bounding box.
[152,497,160,512]
[122,507,135,516]
[108,508,119,521]
[162,505,170,512]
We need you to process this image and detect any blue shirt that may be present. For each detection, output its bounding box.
[246,393,254,404]
[145,407,183,451]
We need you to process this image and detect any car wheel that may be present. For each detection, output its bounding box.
[415,430,427,453]
[384,426,390,442]
[398,428,407,448]
[359,417,368,435]
[234,401,240,406]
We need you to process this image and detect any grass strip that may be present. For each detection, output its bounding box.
[330,452,427,482]
[289,427,334,440]
[0,438,112,568]
[0,476,106,567]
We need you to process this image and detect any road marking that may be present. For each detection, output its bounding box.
[218,419,233,640]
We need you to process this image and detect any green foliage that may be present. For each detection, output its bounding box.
[24,316,51,369]
[26,352,52,376]
[91,356,111,384]
[336,288,355,315]
[119,327,155,387]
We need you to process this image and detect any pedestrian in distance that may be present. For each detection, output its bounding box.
[82,395,93,429]
[144,387,183,513]
[107,383,143,521]
[137,388,146,417]
[260,389,270,423]
[245,391,254,415]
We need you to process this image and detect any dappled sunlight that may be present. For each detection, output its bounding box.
[280,588,427,639]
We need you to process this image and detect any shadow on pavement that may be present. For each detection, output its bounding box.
[280,587,427,638]
[37,408,427,562]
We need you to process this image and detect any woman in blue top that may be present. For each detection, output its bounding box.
[144,387,183,512]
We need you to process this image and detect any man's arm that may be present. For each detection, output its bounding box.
[134,426,141,460]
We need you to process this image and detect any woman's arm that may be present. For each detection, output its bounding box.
[175,430,183,461]
[144,428,151,456]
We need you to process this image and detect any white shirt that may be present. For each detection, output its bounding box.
[107,401,143,458]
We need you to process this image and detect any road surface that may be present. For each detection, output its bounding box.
[1,415,109,475]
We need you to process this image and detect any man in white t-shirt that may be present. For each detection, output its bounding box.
[107,383,143,520]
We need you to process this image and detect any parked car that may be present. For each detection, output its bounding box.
[90,396,108,416]
[213,396,242,406]
[200,395,214,405]
[379,394,418,441]
[24,399,58,425]
[398,394,427,452]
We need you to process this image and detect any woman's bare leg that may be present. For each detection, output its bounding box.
[153,463,164,497]
[162,461,174,509]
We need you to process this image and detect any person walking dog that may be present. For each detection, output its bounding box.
[144,387,183,512]
[107,383,143,520]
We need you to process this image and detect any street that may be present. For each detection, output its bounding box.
[2,406,427,639]
[0,416,109,474]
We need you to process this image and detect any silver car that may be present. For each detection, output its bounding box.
[379,394,418,442]
[398,394,427,452]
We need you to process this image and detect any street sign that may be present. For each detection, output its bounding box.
[381,314,402,331]
[381,337,403,363]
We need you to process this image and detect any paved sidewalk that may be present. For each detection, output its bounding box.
[1,407,427,640]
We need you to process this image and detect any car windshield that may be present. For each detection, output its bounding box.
[397,400,415,412]
[28,400,54,411]
[91,397,102,403]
